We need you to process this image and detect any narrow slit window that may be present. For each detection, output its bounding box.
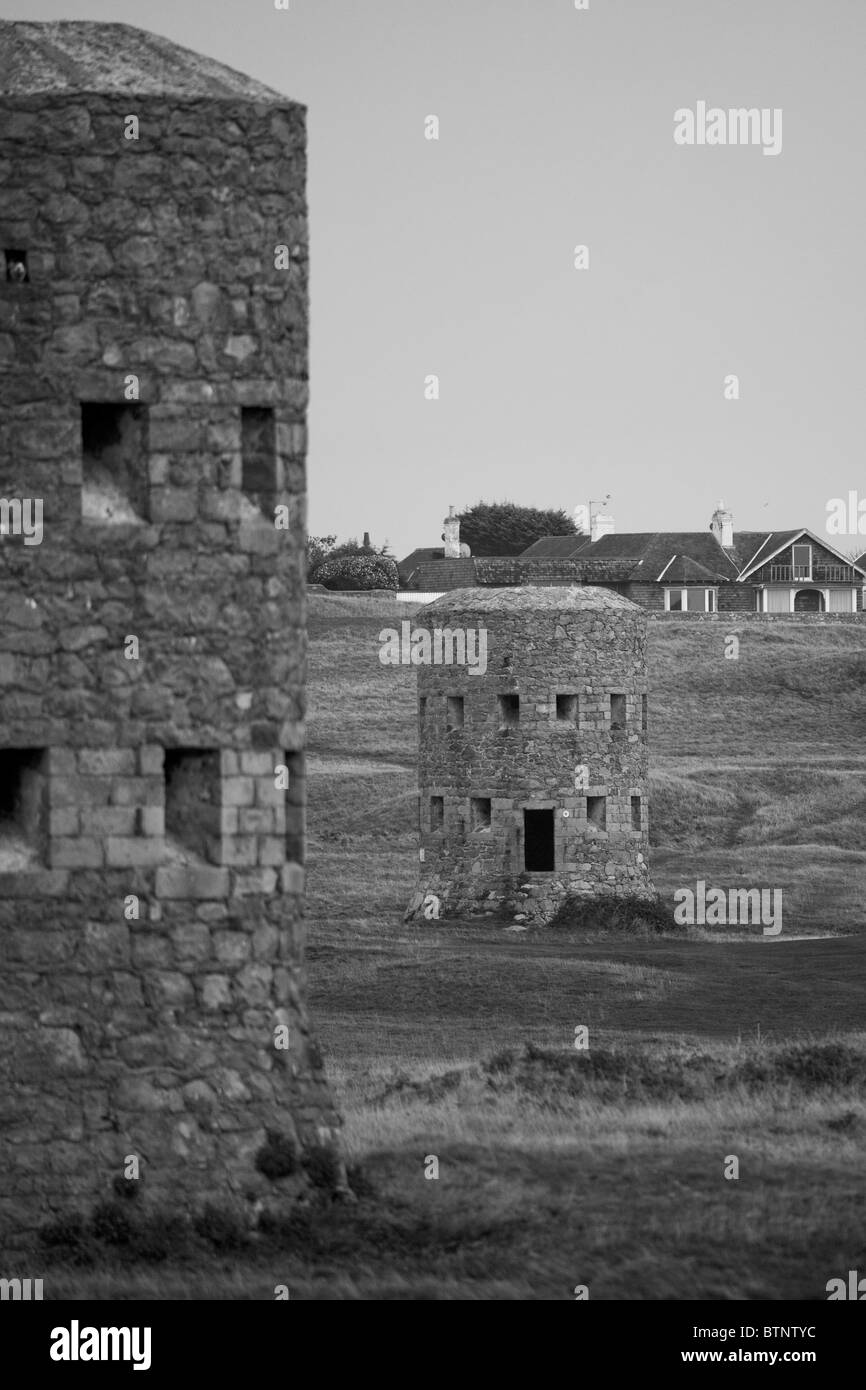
[241,407,277,515]
[430,795,444,831]
[419,696,427,723]
[556,693,579,722]
[641,695,647,732]
[164,749,221,864]
[586,795,606,830]
[284,749,305,864]
[0,749,48,869]
[631,796,642,831]
[81,402,149,522]
[4,249,28,283]
[446,696,464,732]
[471,797,491,831]
[498,694,519,729]
[610,694,626,729]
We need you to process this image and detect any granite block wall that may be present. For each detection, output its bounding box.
[0,32,342,1247]
[405,587,654,925]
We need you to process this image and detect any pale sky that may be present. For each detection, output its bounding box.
[4,0,865,557]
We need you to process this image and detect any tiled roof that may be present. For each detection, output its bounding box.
[733,530,801,575]
[661,555,730,584]
[397,548,444,584]
[413,558,477,591]
[585,532,740,579]
[520,534,591,558]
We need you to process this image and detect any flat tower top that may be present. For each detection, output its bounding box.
[0,21,297,103]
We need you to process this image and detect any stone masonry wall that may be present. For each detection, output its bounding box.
[0,84,341,1245]
[406,588,653,924]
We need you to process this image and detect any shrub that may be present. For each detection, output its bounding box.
[483,1040,866,1107]
[380,1068,464,1104]
[310,555,399,591]
[111,1172,140,1201]
[192,1203,249,1251]
[255,1129,299,1180]
[345,1161,375,1200]
[90,1200,133,1246]
[302,1144,343,1192]
[753,1042,866,1093]
[128,1212,190,1263]
[38,1213,96,1266]
[546,894,682,935]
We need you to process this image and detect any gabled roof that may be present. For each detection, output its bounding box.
[0,21,294,102]
[734,530,803,576]
[398,547,444,584]
[662,555,730,584]
[736,528,866,579]
[586,532,740,581]
[523,527,866,584]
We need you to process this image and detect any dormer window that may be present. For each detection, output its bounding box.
[4,250,28,283]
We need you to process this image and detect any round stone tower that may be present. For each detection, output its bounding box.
[405,586,653,924]
[0,21,343,1247]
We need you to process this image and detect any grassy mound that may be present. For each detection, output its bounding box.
[545,894,682,935]
[483,1039,866,1106]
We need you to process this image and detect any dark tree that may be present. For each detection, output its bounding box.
[457,501,582,556]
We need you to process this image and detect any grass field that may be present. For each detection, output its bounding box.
[40,597,866,1299]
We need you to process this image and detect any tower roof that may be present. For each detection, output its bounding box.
[420,585,642,616]
[0,21,296,103]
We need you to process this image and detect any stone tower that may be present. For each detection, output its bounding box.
[405,587,653,924]
[0,22,341,1246]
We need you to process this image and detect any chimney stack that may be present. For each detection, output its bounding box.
[590,512,615,543]
[710,500,734,549]
[442,505,461,558]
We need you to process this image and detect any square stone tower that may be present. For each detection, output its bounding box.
[0,21,341,1245]
[406,587,654,925]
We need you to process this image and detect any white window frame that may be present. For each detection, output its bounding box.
[664,587,687,611]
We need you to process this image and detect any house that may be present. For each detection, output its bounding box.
[398,546,444,586]
[402,503,865,612]
[399,506,473,588]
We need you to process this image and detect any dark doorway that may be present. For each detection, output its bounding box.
[793,589,824,612]
[524,808,554,871]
